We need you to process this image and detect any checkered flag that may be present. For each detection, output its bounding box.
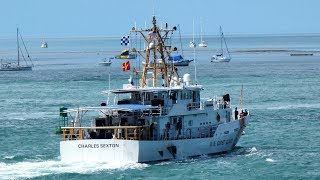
[121,36,130,46]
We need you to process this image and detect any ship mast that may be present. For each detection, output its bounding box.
[131,16,179,88]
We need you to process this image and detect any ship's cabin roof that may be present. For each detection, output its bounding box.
[103,85,203,95]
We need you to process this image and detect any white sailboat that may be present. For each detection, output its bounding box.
[59,16,250,163]
[0,28,33,71]
[98,58,112,66]
[211,26,231,63]
[189,19,196,48]
[41,41,48,48]
[198,18,207,47]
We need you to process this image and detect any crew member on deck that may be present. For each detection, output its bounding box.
[234,107,238,120]
[175,120,182,139]
[244,109,248,116]
[240,110,244,119]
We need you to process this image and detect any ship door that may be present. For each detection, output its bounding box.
[170,116,184,139]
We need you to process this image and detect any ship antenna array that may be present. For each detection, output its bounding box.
[130,16,178,88]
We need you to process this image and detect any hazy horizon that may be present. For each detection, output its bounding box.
[1,0,320,38]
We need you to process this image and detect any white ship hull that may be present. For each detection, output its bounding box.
[60,118,247,163]
[0,65,32,71]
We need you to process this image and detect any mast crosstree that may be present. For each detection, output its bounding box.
[131,16,179,88]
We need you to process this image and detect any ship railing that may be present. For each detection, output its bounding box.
[148,106,169,116]
[61,125,155,141]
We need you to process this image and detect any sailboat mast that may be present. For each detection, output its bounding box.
[17,28,20,66]
[220,26,223,56]
[192,18,195,42]
[200,18,203,42]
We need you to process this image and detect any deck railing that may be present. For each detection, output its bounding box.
[61,126,151,141]
[61,124,219,141]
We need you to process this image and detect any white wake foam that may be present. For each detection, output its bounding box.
[267,103,320,110]
[0,160,148,179]
[266,158,275,162]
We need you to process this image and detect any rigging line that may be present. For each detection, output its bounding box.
[178,24,184,57]
[18,31,34,65]
[19,46,27,64]
[223,32,231,57]
[220,26,230,57]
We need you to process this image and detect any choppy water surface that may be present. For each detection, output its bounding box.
[0,35,319,179]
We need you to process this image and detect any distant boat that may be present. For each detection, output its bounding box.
[189,41,196,48]
[99,58,112,66]
[198,41,207,48]
[211,26,231,63]
[0,28,33,71]
[171,25,194,66]
[41,41,48,48]
[290,53,313,56]
[198,18,207,47]
[174,59,194,66]
[115,48,137,59]
[189,19,196,48]
[168,55,194,66]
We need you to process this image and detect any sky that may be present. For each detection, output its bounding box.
[1,0,320,38]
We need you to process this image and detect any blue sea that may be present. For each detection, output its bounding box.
[0,34,320,179]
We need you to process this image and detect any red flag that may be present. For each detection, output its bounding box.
[122,61,130,71]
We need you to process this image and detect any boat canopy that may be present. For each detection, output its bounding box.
[104,86,203,94]
[168,55,183,61]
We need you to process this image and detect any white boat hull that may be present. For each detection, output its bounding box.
[60,118,247,163]
[173,59,193,66]
[0,65,32,71]
[98,62,112,66]
[211,56,231,63]
[198,43,207,47]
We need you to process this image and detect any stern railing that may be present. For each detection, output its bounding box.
[61,126,151,141]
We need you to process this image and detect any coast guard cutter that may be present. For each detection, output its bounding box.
[59,16,250,163]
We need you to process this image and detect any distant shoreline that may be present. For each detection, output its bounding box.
[0,49,317,55]
[1,33,320,40]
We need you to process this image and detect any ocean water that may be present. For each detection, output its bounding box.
[0,35,320,179]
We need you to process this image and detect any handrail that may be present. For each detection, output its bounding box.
[61,125,150,141]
